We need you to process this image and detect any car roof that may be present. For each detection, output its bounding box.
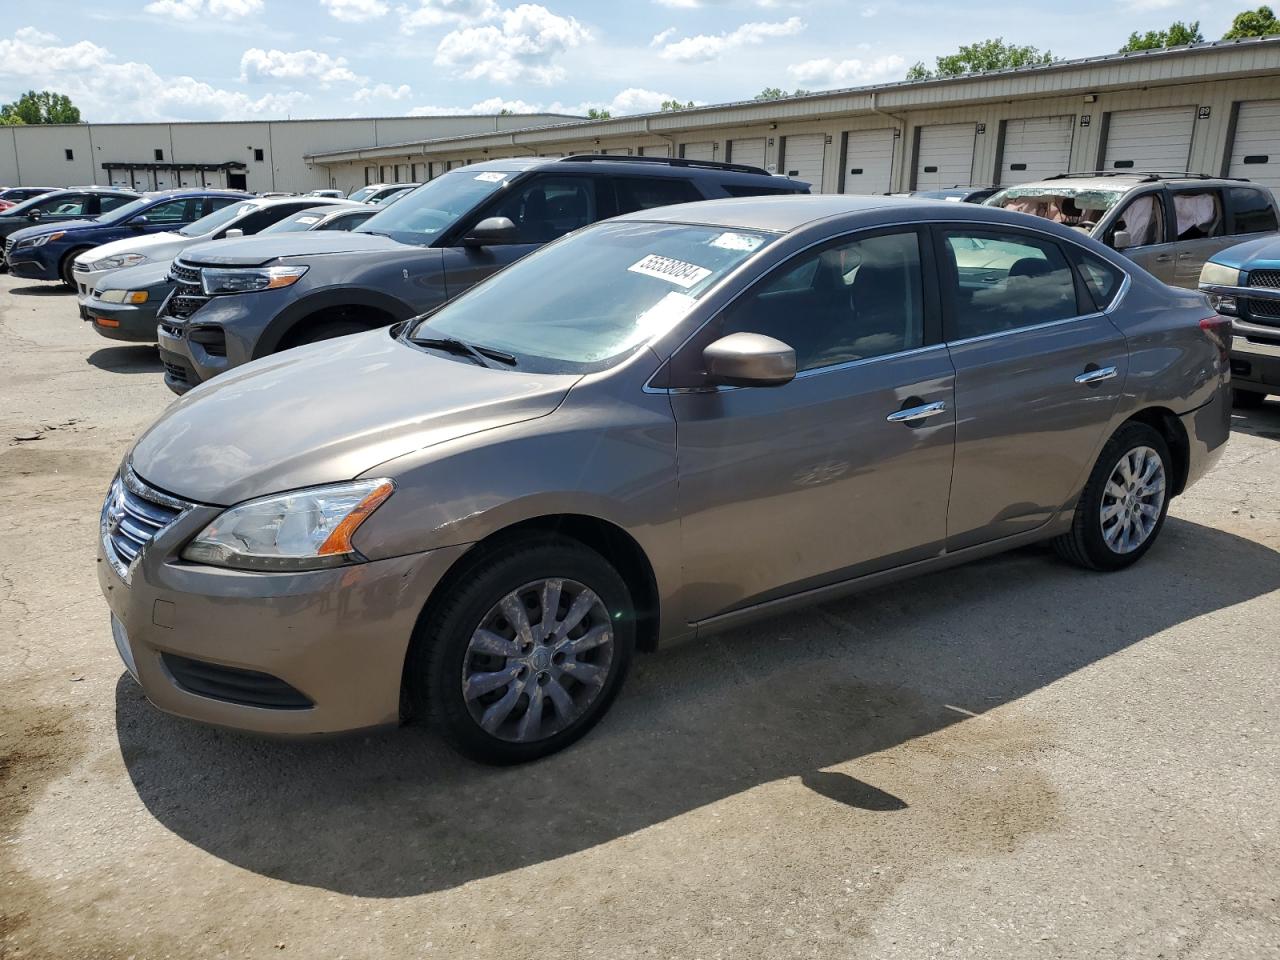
[137,188,250,200]
[247,195,351,208]
[999,173,1259,193]
[462,155,801,184]
[617,194,913,232]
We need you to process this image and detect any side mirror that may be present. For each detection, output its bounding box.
[224,228,244,239]
[463,216,517,247]
[1112,229,1133,250]
[703,332,796,387]
[26,209,41,221]
[130,215,149,229]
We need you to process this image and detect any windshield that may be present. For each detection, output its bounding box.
[986,185,1126,232]
[348,186,378,202]
[92,196,152,225]
[356,170,514,245]
[261,207,337,233]
[410,220,776,373]
[178,201,255,237]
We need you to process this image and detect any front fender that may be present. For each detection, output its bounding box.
[254,286,421,357]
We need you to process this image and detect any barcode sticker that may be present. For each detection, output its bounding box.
[474,172,508,182]
[628,254,712,288]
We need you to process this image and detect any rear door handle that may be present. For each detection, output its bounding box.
[1075,365,1118,385]
[1154,254,1174,263]
[886,400,947,423]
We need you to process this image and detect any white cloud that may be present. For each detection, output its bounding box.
[398,0,501,31]
[240,47,364,84]
[434,4,589,84]
[658,16,804,62]
[0,27,307,121]
[409,95,544,115]
[787,53,905,87]
[408,87,685,118]
[352,82,413,101]
[143,0,263,20]
[322,0,390,21]
[650,27,677,46]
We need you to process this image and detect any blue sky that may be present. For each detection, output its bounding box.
[0,0,1244,123]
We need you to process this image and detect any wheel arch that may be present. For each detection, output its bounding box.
[1122,406,1190,496]
[254,288,417,358]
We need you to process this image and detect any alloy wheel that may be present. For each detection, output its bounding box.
[1099,445,1166,554]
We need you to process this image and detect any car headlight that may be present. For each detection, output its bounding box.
[1199,262,1242,288]
[90,252,148,271]
[181,478,394,571]
[201,265,308,296]
[18,231,64,248]
[99,289,149,304]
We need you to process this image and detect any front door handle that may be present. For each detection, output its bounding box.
[886,400,947,423]
[1154,254,1174,263]
[1075,365,1118,385]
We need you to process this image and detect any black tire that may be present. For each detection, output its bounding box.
[282,319,369,349]
[406,537,635,764]
[1233,389,1268,409]
[59,251,84,290]
[1053,421,1173,572]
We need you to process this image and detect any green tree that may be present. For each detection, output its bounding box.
[1223,5,1280,38]
[906,38,1055,80]
[752,87,811,101]
[660,99,696,112]
[586,107,612,120]
[0,90,82,125]
[1119,20,1204,51]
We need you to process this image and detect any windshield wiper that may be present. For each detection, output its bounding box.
[410,335,517,368]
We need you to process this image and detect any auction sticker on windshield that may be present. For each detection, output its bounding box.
[474,172,508,183]
[628,254,712,288]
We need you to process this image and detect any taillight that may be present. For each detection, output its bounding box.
[1200,314,1232,364]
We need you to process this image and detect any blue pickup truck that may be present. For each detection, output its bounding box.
[1200,233,1280,407]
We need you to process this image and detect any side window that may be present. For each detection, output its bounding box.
[227,208,276,234]
[1071,249,1126,311]
[205,196,242,216]
[483,175,599,243]
[38,194,87,215]
[97,195,134,214]
[1228,187,1279,235]
[941,230,1079,340]
[141,199,195,224]
[613,177,703,215]
[719,230,924,372]
[1170,190,1224,240]
[721,184,804,197]
[1109,193,1165,247]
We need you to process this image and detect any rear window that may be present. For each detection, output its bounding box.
[1228,186,1279,234]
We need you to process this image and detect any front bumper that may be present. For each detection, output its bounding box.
[1228,326,1280,395]
[83,295,162,343]
[8,246,59,281]
[156,294,262,394]
[72,264,110,304]
[98,476,471,735]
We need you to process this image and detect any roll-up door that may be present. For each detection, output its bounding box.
[1101,106,1195,173]
[1228,100,1280,198]
[841,129,896,195]
[780,133,826,188]
[601,147,633,155]
[640,144,671,158]
[727,137,766,169]
[395,163,409,181]
[681,141,717,161]
[997,116,1074,185]
[914,123,976,189]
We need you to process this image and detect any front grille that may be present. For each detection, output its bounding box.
[165,260,209,320]
[3,237,13,264]
[162,360,190,383]
[158,320,184,339]
[161,653,313,710]
[102,468,189,579]
[1245,270,1280,323]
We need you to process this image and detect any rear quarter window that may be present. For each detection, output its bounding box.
[1071,249,1126,311]
[721,183,809,197]
[1228,186,1279,234]
[612,177,704,214]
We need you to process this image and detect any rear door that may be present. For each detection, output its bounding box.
[1166,186,1235,287]
[937,225,1127,549]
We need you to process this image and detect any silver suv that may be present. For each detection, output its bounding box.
[986,172,1280,288]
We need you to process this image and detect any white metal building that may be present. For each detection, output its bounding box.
[306,38,1280,199]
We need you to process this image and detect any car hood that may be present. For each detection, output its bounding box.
[1206,234,1280,271]
[181,231,407,267]
[96,259,175,293]
[9,218,100,243]
[77,230,186,266]
[128,328,578,506]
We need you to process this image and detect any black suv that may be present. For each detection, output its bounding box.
[155,156,809,393]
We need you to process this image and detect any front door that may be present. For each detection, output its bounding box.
[1108,190,1175,283]
[937,226,1127,550]
[671,228,956,623]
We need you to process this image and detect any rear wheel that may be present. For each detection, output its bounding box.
[1233,389,1268,409]
[406,538,635,764]
[1054,422,1172,571]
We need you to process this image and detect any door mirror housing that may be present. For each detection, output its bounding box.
[463,216,517,247]
[703,332,796,387]
[26,209,41,221]
[1112,229,1133,250]
[130,215,149,229]
[223,227,244,239]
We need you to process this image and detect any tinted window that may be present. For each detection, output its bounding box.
[355,169,514,245]
[236,203,319,234]
[36,193,87,215]
[942,230,1079,340]
[142,198,198,224]
[720,231,924,371]
[613,177,703,214]
[1228,186,1279,234]
[318,210,374,231]
[479,175,599,244]
[96,194,134,214]
[1072,250,1126,311]
[178,201,254,237]
[1170,190,1224,240]
[722,184,803,197]
[206,196,242,215]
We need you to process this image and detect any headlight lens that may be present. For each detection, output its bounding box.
[201,265,308,296]
[90,252,148,271]
[99,289,149,304]
[181,479,394,571]
[1199,261,1242,288]
[18,231,64,248]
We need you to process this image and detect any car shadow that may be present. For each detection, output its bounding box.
[115,518,1280,898]
[87,346,162,374]
[1231,399,1280,442]
[7,284,71,296]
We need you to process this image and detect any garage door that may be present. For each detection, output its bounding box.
[841,128,896,195]
[998,116,1074,185]
[681,141,717,161]
[1102,106,1195,173]
[727,137,766,169]
[915,123,976,189]
[780,133,826,187]
[1228,100,1280,198]
[601,147,633,155]
[640,144,671,158]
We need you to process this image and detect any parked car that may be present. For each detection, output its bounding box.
[154,155,810,394]
[0,188,137,265]
[100,194,1231,763]
[0,186,57,212]
[84,203,380,344]
[6,189,250,288]
[347,182,419,204]
[985,172,1280,288]
[71,195,354,305]
[904,186,1000,203]
[305,189,345,198]
[367,184,419,206]
[1198,237,1280,407]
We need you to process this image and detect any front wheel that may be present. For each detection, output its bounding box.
[59,252,82,290]
[1233,389,1268,409]
[1054,422,1172,571]
[406,538,635,764]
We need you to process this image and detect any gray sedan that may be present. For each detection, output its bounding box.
[98,195,1232,764]
[84,260,174,342]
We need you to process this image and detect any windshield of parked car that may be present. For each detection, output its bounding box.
[986,186,1127,233]
[260,206,341,233]
[177,201,255,237]
[409,220,776,373]
[356,170,516,245]
[91,197,153,225]
[348,186,379,202]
